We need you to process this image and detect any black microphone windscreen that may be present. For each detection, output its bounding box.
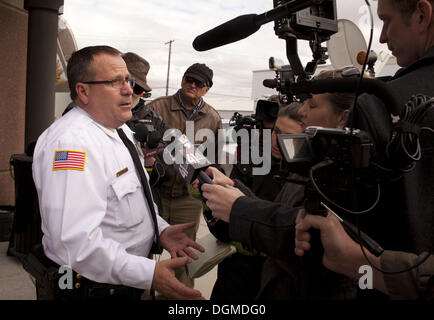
[147,131,162,149]
[134,124,149,143]
[263,79,277,89]
[193,14,260,51]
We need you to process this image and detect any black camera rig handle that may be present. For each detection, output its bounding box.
[304,161,384,257]
[304,184,384,257]
[320,202,384,257]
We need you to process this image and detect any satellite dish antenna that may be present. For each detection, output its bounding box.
[327,19,367,69]
[56,17,78,92]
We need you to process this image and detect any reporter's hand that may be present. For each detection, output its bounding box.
[201,184,244,222]
[152,257,204,300]
[205,167,234,186]
[192,167,234,192]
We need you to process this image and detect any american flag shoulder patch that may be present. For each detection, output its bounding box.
[53,150,86,171]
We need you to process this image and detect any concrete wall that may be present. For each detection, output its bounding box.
[0,1,27,205]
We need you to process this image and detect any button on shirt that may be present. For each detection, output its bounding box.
[32,106,169,289]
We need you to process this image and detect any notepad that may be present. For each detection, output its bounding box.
[186,233,237,278]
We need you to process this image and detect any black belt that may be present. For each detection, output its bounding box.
[30,245,144,301]
[63,271,144,300]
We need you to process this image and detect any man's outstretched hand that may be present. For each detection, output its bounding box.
[160,222,205,262]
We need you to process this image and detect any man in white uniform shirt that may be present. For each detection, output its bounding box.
[32,45,204,300]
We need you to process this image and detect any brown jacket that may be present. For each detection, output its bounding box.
[147,93,222,198]
[381,250,434,300]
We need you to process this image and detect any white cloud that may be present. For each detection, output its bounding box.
[63,0,390,100]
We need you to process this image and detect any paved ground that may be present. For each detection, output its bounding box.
[0,213,217,300]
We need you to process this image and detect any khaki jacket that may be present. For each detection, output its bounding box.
[148,93,222,198]
[381,250,434,300]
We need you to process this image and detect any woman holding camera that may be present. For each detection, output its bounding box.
[201,66,365,300]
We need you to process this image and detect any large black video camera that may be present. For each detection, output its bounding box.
[193,0,434,266]
[263,59,296,104]
[276,126,379,216]
[229,99,279,176]
[230,100,279,131]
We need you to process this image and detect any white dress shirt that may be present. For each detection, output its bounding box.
[32,106,169,289]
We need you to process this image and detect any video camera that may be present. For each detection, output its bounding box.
[263,59,296,104]
[193,0,434,268]
[276,127,379,216]
[228,99,279,176]
[230,100,279,131]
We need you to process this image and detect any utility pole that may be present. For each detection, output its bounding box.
[165,40,175,96]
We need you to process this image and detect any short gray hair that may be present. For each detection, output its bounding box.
[277,102,302,122]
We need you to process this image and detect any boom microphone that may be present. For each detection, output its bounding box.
[192,1,327,52]
[193,14,260,51]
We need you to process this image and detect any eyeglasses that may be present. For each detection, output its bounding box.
[81,77,135,89]
[184,76,206,88]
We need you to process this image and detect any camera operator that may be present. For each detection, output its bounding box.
[201,67,364,299]
[122,52,175,224]
[346,0,434,299]
[209,102,303,300]
[229,95,287,202]
[295,211,434,300]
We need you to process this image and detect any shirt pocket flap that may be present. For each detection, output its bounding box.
[112,171,141,201]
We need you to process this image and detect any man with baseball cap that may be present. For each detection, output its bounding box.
[147,63,222,289]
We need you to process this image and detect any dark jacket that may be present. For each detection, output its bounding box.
[210,162,284,301]
[346,47,434,300]
[229,178,357,300]
[230,157,283,202]
[349,47,434,258]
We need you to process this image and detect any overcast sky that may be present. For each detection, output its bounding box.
[63,0,389,100]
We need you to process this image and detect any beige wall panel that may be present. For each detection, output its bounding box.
[0,1,27,205]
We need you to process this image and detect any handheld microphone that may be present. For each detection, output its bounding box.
[165,134,231,241]
[134,123,167,157]
[147,130,162,149]
[143,130,167,158]
[165,134,211,184]
[134,123,149,148]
